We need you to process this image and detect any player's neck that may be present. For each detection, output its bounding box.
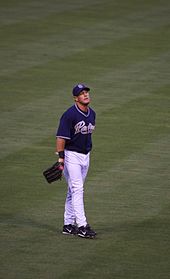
[76,102,89,112]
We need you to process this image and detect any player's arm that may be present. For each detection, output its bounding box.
[56,111,71,162]
[56,137,66,163]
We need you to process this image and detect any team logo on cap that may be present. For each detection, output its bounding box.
[78,84,84,88]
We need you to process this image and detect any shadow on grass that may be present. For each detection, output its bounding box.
[0,213,61,234]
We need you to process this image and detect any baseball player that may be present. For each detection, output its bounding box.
[56,83,96,238]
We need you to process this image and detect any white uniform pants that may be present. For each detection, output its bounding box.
[63,150,90,228]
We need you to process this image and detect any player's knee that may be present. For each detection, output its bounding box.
[72,183,84,194]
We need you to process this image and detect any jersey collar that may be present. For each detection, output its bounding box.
[75,104,90,117]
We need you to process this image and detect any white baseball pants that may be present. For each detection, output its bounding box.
[63,150,90,227]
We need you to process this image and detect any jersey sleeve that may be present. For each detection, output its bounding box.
[91,108,96,123]
[56,112,72,139]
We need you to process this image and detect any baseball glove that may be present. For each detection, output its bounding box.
[43,162,64,184]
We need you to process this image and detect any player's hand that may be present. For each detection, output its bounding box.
[58,158,64,170]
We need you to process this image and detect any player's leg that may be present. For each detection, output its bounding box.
[77,154,97,238]
[66,163,87,227]
[64,151,87,228]
[62,167,77,235]
[63,167,76,225]
[82,154,90,183]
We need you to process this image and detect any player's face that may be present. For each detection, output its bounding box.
[76,90,90,105]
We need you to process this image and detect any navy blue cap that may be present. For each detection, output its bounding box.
[72,84,90,96]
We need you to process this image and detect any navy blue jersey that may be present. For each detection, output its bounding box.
[56,104,96,154]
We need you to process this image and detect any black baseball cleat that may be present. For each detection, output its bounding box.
[62,224,77,235]
[77,224,96,239]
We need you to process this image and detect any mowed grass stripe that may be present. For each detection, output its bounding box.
[1,23,169,111]
[1,22,169,103]
[93,85,170,162]
[88,133,170,216]
[0,0,105,25]
[1,49,169,118]
[0,3,169,74]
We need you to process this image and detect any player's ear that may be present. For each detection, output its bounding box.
[74,96,78,102]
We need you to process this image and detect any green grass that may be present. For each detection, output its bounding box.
[0,0,170,278]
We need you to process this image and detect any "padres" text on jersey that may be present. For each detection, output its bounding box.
[74,121,95,135]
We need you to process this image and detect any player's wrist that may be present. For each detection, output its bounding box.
[58,151,65,159]
[55,150,65,163]
[55,151,65,158]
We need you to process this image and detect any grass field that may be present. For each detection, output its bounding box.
[0,0,170,278]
